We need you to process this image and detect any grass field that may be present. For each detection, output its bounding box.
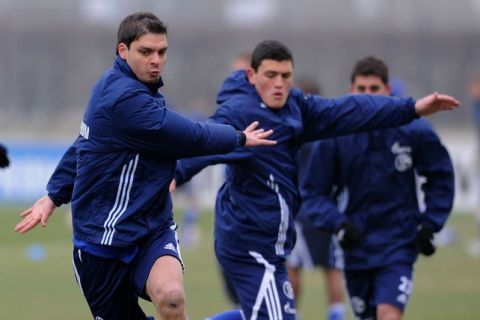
[1,205,479,320]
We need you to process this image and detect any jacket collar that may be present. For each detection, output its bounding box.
[113,55,164,92]
[217,70,257,105]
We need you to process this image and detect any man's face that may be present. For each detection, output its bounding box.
[118,33,168,84]
[247,59,293,109]
[351,75,391,96]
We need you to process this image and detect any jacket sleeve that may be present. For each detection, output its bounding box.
[175,150,251,186]
[46,138,79,206]
[112,91,240,159]
[298,141,346,232]
[413,121,455,232]
[175,105,253,186]
[300,93,418,143]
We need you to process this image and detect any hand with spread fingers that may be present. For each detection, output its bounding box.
[14,195,57,234]
[242,121,276,147]
[415,92,460,116]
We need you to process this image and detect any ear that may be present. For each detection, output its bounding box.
[246,68,256,85]
[117,43,128,59]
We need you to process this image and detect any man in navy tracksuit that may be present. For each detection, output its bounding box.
[14,12,275,320]
[173,41,459,320]
[299,56,454,320]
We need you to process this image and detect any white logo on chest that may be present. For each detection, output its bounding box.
[391,141,412,172]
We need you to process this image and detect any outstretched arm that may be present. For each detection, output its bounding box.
[114,93,275,158]
[415,92,460,116]
[300,91,459,144]
[14,195,57,233]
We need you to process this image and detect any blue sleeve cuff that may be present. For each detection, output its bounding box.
[406,97,420,118]
[47,193,63,208]
[236,131,246,147]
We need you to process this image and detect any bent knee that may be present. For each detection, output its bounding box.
[150,284,185,313]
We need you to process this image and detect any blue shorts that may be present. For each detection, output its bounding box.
[215,241,297,320]
[344,263,414,319]
[287,222,343,270]
[72,225,183,320]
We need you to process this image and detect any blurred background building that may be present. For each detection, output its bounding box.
[1,0,480,208]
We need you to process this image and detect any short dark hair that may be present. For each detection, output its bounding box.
[251,40,293,71]
[350,56,389,84]
[116,12,167,53]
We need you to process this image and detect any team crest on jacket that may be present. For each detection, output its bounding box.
[283,281,295,300]
[391,141,412,172]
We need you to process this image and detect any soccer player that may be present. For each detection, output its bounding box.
[14,12,275,320]
[286,77,346,320]
[172,41,459,320]
[0,144,9,168]
[299,56,455,320]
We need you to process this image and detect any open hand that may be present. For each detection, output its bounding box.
[243,121,277,147]
[415,92,460,116]
[14,195,57,233]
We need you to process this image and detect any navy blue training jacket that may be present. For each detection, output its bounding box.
[298,119,454,269]
[47,56,242,262]
[175,70,419,258]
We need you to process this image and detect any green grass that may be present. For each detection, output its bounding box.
[1,205,479,319]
